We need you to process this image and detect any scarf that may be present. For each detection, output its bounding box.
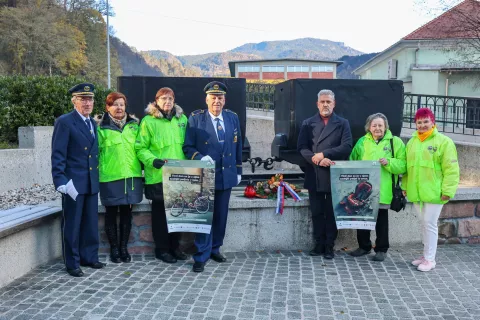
[109,113,127,129]
[418,125,436,142]
[158,105,176,121]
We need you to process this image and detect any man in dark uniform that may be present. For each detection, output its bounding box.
[297,89,352,259]
[51,83,106,277]
[183,81,242,272]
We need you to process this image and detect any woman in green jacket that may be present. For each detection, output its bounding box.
[97,92,143,263]
[402,108,459,272]
[135,87,188,264]
[349,113,406,261]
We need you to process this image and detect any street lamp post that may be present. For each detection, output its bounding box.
[106,0,111,88]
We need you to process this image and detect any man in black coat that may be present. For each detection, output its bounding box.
[297,89,352,259]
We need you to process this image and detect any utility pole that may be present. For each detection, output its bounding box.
[106,0,111,88]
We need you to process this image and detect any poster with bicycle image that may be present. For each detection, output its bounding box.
[330,161,381,230]
[162,160,215,233]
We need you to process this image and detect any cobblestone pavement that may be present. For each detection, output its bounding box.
[0,245,479,320]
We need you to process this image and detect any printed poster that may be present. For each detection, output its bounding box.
[162,160,215,234]
[330,161,381,230]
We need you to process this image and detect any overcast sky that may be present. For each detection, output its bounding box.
[108,0,450,56]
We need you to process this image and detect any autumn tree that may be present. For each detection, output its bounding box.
[415,0,480,67]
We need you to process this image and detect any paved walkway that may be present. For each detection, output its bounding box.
[1,245,479,320]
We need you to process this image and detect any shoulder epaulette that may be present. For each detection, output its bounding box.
[224,109,237,115]
[190,109,205,116]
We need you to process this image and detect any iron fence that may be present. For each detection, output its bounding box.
[245,85,480,136]
[403,94,480,135]
[246,83,275,111]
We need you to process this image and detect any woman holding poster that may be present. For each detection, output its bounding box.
[402,108,459,272]
[348,113,406,262]
[135,87,189,264]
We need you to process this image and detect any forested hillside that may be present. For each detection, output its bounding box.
[0,0,121,87]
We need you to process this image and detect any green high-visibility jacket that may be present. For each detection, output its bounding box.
[401,128,459,204]
[135,104,187,185]
[96,113,142,183]
[350,130,407,205]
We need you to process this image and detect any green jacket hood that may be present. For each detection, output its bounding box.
[145,103,184,119]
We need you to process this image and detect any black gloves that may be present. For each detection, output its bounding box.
[153,159,166,169]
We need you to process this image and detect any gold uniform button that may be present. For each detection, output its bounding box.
[90,167,92,170]
[84,147,87,150]
[89,155,91,158]
[222,167,224,170]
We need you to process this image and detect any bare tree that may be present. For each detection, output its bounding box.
[414,0,480,67]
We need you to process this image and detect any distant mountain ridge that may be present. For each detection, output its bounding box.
[116,37,374,79]
[230,38,363,60]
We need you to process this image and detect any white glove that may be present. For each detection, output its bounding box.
[237,175,241,185]
[66,179,78,201]
[201,155,215,165]
[57,185,66,194]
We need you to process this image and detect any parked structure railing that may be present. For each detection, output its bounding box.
[246,83,275,111]
[246,84,480,136]
[403,94,480,136]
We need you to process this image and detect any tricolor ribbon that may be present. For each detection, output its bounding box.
[275,181,302,215]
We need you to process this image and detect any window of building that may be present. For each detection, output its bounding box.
[287,66,309,72]
[262,65,285,72]
[312,65,334,72]
[238,66,260,72]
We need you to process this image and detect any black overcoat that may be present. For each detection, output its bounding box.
[297,113,353,192]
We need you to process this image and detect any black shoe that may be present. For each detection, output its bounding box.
[210,253,227,263]
[81,262,106,269]
[324,245,335,259]
[156,252,177,264]
[372,252,386,261]
[172,250,188,260]
[110,247,121,263]
[309,244,325,256]
[66,268,84,277]
[349,248,371,257]
[192,261,205,273]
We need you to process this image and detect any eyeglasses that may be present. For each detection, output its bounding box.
[158,97,174,102]
[76,97,94,104]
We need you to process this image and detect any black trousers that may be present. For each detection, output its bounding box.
[357,208,389,253]
[151,200,180,253]
[308,191,337,246]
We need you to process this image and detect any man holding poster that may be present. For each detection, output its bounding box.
[297,89,352,259]
[162,160,215,234]
[183,81,242,272]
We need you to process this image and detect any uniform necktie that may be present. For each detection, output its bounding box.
[85,118,94,138]
[215,118,225,145]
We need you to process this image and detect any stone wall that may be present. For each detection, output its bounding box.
[438,201,480,244]
[0,216,62,287]
[0,127,53,193]
[93,187,479,254]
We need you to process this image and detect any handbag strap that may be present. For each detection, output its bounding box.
[389,138,400,188]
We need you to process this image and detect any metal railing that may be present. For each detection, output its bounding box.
[245,85,480,136]
[246,83,275,111]
[403,94,480,135]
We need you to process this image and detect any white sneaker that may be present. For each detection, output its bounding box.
[417,260,436,272]
[411,256,425,266]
